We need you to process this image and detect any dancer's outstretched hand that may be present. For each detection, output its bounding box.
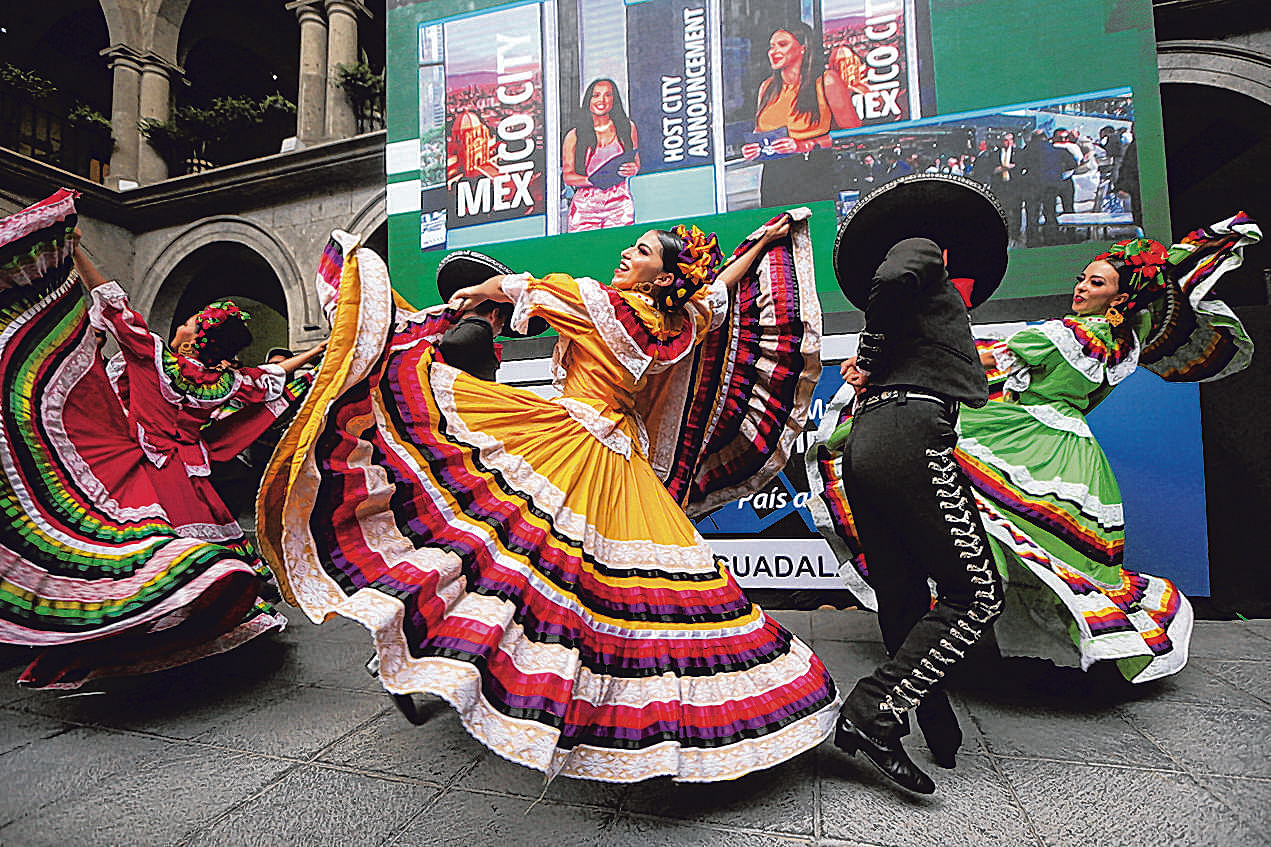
[449,275,511,312]
[840,356,869,394]
[761,214,792,244]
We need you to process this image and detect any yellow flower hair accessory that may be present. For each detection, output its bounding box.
[658,224,723,312]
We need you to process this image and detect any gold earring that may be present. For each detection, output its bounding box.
[1104,306,1124,327]
[178,341,196,356]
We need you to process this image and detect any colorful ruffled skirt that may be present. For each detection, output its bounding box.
[955,400,1191,682]
[807,390,1191,683]
[0,190,285,689]
[259,239,839,782]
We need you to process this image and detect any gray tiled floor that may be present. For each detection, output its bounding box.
[0,608,1267,847]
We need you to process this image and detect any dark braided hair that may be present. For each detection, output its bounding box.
[194,316,252,367]
[654,229,687,276]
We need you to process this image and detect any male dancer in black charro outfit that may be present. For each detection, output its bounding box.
[831,175,1009,794]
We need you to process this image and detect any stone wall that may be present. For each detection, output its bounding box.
[0,133,385,350]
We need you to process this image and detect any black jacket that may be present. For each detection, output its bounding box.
[859,237,988,407]
[437,315,499,382]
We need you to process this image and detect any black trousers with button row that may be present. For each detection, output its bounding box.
[839,395,1004,743]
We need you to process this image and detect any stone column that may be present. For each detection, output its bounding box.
[101,44,143,190]
[137,54,177,184]
[287,0,328,145]
[323,0,367,140]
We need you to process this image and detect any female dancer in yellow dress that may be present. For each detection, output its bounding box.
[258,212,840,782]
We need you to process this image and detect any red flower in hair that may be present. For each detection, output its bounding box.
[190,299,251,351]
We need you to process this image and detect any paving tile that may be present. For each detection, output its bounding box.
[806,638,889,692]
[811,609,883,643]
[456,740,627,809]
[1119,700,1271,778]
[321,707,481,785]
[819,746,1036,846]
[769,610,813,644]
[1127,662,1268,710]
[0,709,72,757]
[189,683,390,759]
[1232,618,1271,641]
[921,692,988,762]
[386,786,616,846]
[2,610,1267,845]
[0,726,171,828]
[622,750,819,836]
[1204,661,1271,707]
[952,656,1125,710]
[1188,621,1271,660]
[0,744,290,847]
[0,676,45,711]
[266,623,385,693]
[961,699,1174,769]
[607,814,810,846]
[6,642,299,741]
[186,765,434,847]
[1202,776,1271,834]
[997,758,1263,847]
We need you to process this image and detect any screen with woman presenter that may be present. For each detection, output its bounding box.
[385,0,1209,596]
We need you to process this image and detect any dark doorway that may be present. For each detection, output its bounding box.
[1162,81,1271,618]
[156,243,291,368]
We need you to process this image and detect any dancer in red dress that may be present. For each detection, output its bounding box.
[77,238,324,563]
[0,190,316,689]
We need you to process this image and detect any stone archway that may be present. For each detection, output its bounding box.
[348,187,388,260]
[348,188,387,239]
[138,217,324,348]
[158,244,291,367]
[1157,40,1271,283]
[1158,40,1271,105]
[95,0,140,48]
[145,0,196,64]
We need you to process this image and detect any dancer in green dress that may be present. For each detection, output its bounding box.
[810,212,1259,686]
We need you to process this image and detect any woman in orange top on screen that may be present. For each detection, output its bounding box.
[741,23,859,207]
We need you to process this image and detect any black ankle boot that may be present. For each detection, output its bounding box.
[834,714,936,794]
[391,693,426,725]
[916,694,962,769]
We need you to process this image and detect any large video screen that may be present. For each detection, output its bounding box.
[383,0,1204,594]
[386,0,1168,305]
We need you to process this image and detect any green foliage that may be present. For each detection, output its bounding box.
[66,103,113,134]
[335,61,385,131]
[138,93,298,171]
[259,92,298,118]
[137,116,193,167]
[0,63,57,100]
[335,61,385,101]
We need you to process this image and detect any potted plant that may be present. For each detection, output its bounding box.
[66,103,114,162]
[335,61,384,133]
[139,94,297,174]
[138,111,198,173]
[258,92,298,141]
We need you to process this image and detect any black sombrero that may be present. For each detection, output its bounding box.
[435,250,547,338]
[833,173,1009,310]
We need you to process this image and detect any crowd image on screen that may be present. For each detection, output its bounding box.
[832,98,1138,247]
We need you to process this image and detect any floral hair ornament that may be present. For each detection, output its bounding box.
[1092,237,1169,320]
[657,224,724,313]
[190,299,252,351]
